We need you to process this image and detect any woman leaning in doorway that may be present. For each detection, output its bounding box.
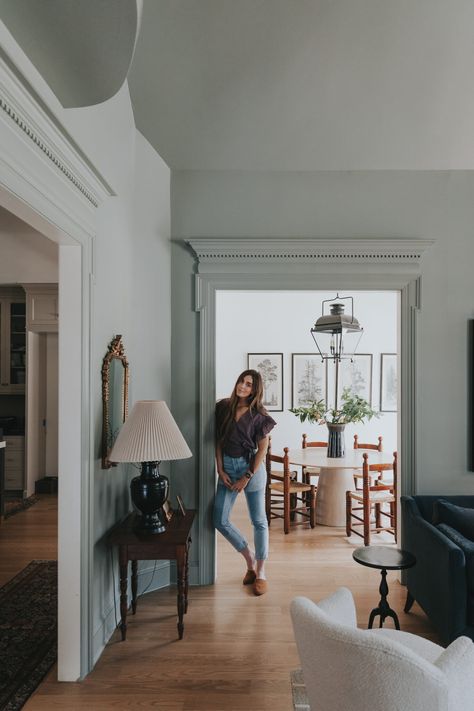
[214,369,276,596]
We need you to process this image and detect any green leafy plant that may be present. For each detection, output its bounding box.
[290,388,379,425]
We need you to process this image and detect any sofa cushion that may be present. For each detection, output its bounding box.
[438,522,474,626]
[433,499,474,541]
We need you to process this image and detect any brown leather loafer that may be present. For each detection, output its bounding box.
[243,569,257,585]
[253,578,268,596]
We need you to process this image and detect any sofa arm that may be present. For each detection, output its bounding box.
[402,496,466,645]
[434,636,474,710]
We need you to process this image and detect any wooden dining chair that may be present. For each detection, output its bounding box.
[265,439,316,534]
[352,434,383,489]
[345,452,397,546]
[301,433,327,485]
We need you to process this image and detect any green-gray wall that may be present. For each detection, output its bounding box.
[171,169,474,578]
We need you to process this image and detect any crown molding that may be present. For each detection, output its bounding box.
[186,237,434,265]
[0,46,115,210]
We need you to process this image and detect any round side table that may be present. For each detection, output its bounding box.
[352,546,416,629]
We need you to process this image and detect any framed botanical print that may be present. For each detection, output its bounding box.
[291,353,327,408]
[247,353,283,411]
[380,353,397,412]
[337,354,373,405]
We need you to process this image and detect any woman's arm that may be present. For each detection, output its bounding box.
[252,435,269,474]
[231,435,269,492]
[216,442,232,488]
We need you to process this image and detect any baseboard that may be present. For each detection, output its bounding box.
[92,560,171,667]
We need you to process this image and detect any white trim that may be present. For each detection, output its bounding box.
[186,237,431,585]
[0,45,107,680]
[0,46,114,206]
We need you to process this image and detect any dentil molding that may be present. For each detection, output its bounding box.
[186,237,434,265]
[0,47,114,211]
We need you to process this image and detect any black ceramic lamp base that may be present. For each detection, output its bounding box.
[130,461,169,533]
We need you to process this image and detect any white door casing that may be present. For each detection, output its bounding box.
[0,38,113,679]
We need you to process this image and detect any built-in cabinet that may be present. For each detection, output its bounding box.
[25,284,59,333]
[0,288,26,394]
[0,284,58,497]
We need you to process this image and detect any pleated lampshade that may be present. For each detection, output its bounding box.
[109,400,192,463]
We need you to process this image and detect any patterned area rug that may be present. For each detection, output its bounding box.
[4,495,39,519]
[0,560,57,710]
[291,669,310,710]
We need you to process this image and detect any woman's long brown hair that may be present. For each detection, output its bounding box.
[216,369,266,446]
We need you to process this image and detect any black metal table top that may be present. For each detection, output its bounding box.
[353,546,416,571]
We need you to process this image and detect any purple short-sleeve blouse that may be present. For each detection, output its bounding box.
[216,399,276,460]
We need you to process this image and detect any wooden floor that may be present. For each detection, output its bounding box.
[1,495,438,710]
[0,494,57,586]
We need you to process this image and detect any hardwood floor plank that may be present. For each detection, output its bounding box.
[0,493,437,710]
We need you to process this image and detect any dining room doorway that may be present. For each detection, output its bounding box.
[213,289,399,574]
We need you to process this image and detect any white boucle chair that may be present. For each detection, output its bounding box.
[290,587,474,711]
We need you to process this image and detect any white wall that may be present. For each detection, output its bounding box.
[216,290,397,456]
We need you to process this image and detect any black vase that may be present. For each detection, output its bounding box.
[327,423,346,458]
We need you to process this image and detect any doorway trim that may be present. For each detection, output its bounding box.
[0,45,113,680]
[187,237,433,585]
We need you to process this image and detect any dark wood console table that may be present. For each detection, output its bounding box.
[107,509,195,640]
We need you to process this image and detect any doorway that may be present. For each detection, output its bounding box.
[214,289,399,569]
[187,235,429,585]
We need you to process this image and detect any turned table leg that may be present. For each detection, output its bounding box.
[118,548,129,641]
[368,567,400,630]
[184,538,191,614]
[131,560,138,614]
[176,549,186,639]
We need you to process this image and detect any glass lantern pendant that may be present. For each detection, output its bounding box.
[310,295,363,363]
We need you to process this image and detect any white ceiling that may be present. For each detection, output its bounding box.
[128,0,474,171]
[2,0,474,172]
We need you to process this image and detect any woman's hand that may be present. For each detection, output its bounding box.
[218,470,233,489]
[231,476,248,493]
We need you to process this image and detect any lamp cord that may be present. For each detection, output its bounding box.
[110,547,158,630]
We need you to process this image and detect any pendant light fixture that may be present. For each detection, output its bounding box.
[310,294,364,407]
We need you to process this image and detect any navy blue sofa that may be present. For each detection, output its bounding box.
[401,494,474,645]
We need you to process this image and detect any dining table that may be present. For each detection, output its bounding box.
[287,447,393,527]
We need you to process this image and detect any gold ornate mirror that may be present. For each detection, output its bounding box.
[101,334,129,469]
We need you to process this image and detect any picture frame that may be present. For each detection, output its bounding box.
[291,353,327,408]
[380,353,397,412]
[176,494,186,517]
[162,499,173,522]
[337,354,373,405]
[247,352,283,411]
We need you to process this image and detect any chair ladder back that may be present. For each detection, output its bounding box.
[346,451,397,546]
[266,443,316,534]
[302,433,327,448]
[354,434,383,451]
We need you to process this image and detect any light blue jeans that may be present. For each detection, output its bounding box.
[213,454,269,560]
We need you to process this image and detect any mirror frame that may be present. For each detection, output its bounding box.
[101,334,129,469]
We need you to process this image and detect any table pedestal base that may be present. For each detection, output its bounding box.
[367,567,400,630]
[315,466,355,526]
